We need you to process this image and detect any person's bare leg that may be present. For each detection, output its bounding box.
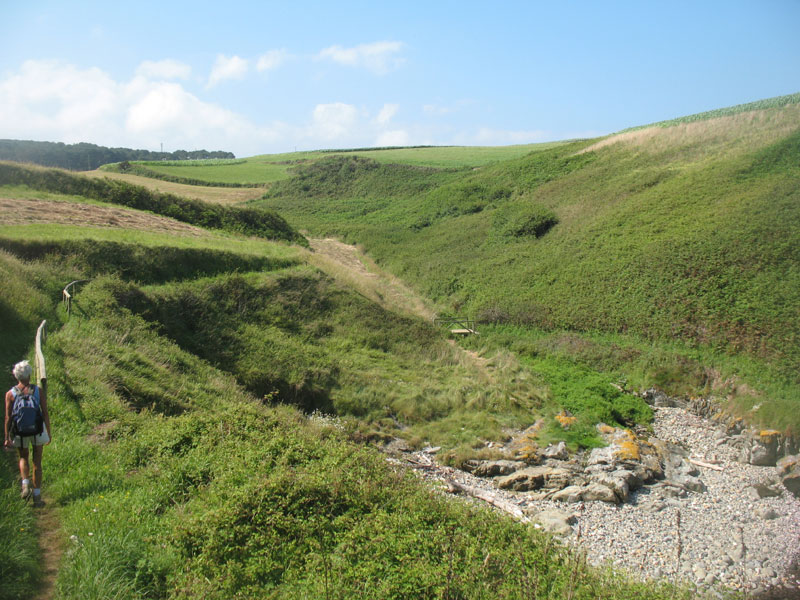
[18,446,32,499]
[32,445,43,490]
[18,446,30,481]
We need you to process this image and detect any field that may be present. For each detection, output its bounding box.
[100,142,571,187]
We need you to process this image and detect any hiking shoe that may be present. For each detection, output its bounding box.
[32,495,45,508]
[21,482,32,501]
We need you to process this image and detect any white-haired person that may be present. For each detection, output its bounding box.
[4,360,51,507]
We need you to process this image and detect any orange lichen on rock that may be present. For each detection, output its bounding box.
[759,430,781,440]
[555,412,577,429]
[612,430,641,461]
[596,423,616,435]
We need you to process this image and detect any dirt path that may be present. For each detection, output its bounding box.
[32,503,64,600]
[0,196,207,236]
[306,238,437,321]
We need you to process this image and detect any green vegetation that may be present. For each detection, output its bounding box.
[2,94,799,598]
[0,220,683,599]
[255,102,800,436]
[0,162,307,244]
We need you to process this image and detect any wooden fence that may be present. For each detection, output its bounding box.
[34,319,47,394]
[434,316,478,335]
[62,280,89,317]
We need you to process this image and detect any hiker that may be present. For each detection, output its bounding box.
[4,360,51,507]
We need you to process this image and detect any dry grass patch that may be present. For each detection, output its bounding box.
[84,170,264,205]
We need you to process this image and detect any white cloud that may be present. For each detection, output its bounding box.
[135,59,191,80]
[0,60,120,144]
[317,41,405,75]
[0,59,285,155]
[375,103,398,125]
[310,102,359,140]
[375,130,410,146]
[207,54,249,88]
[257,49,289,72]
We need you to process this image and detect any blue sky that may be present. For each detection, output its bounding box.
[1,0,798,157]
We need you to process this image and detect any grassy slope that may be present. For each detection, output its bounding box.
[255,103,800,431]
[0,203,682,599]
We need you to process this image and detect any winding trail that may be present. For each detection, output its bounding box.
[32,503,64,600]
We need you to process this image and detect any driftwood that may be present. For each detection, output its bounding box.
[688,458,724,472]
[445,479,528,521]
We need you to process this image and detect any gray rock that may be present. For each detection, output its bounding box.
[495,466,572,492]
[753,507,779,520]
[777,454,800,498]
[472,460,526,478]
[582,482,620,503]
[542,441,569,461]
[748,431,782,466]
[670,473,707,493]
[550,485,584,503]
[747,482,782,499]
[587,446,615,467]
[590,472,631,502]
[528,508,576,535]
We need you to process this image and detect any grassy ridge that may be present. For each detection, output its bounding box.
[0,162,306,244]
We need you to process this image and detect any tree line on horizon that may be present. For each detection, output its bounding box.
[0,139,235,171]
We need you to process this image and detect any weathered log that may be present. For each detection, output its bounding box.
[688,458,723,472]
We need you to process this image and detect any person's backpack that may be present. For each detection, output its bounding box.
[10,384,43,438]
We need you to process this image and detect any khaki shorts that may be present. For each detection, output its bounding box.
[12,424,49,448]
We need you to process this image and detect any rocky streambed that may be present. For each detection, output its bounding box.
[387,395,800,598]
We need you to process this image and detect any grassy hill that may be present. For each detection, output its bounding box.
[253,99,800,432]
[0,177,684,598]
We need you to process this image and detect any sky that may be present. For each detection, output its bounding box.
[1,0,798,157]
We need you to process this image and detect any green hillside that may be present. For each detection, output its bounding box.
[0,181,684,598]
[254,100,800,431]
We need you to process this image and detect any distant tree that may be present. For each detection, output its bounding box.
[0,139,235,171]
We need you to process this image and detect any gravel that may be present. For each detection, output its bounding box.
[395,406,800,596]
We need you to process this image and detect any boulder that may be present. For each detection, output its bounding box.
[777,454,800,498]
[528,508,576,535]
[746,482,782,499]
[582,482,620,503]
[589,471,632,502]
[670,473,707,493]
[495,466,572,492]
[550,485,585,503]
[471,460,526,478]
[744,430,782,466]
[542,441,569,461]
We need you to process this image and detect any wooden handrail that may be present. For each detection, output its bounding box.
[63,279,89,316]
[434,316,478,335]
[35,319,47,394]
